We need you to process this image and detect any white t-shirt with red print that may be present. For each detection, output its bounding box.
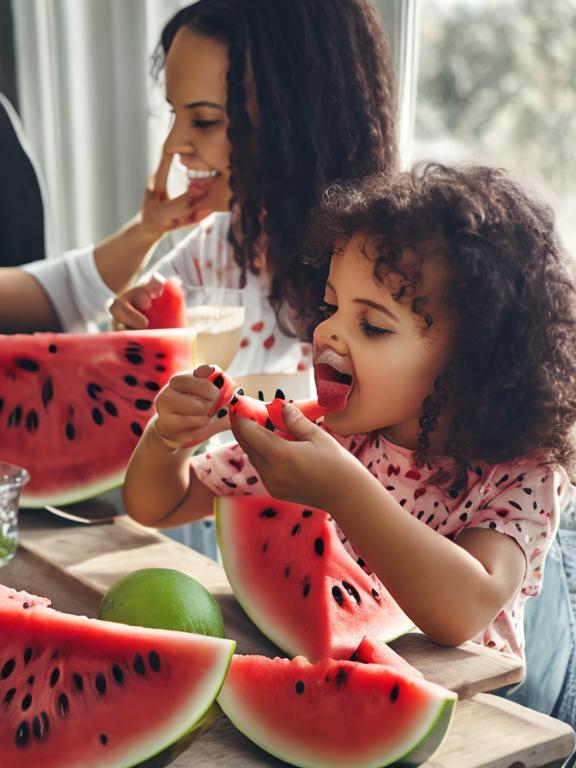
[151,212,311,378]
[192,429,571,661]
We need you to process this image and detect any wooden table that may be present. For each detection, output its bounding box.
[2,511,574,768]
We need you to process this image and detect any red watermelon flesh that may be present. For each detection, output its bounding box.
[0,329,194,507]
[350,635,423,678]
[218,652,456,768]
[141,276,187,329]
[216,496,414,661]
[0,585,235,768]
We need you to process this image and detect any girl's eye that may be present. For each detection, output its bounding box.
[192,119,222,129]
[359,318,392,338]
[319,302,337,319]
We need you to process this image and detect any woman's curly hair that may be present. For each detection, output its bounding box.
[156,0,397,340]
[303,163,576,476]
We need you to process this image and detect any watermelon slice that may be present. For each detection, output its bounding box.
[141,276,187,329]
[218,652,456,768]
[0,585,235,768]
[350,635,424,678]
[0,329,195,506]
[216,496,414,661]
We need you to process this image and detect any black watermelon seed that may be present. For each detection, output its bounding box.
[112,664,124,685]
[22,602,30,609]
[0,398,4,414]
[131,422,143,437]
[217,408,228,419]
[49,668,60,688]
[230,395,238,405]
[134,399,153,411]
[15,357,39,372]
[302,577,311,598]
[332,586,344,606]
[2,658,15,678]
[155,364,166,372]
[284,566,291,578]
[262,540,269,553]
[314,538,324,556]
[57,693,69,717]
[25,410,39,433]
[155,352,166,359]
[390,683,400,702]
[260,507,277,518]
[265,418,275,430]
[133,654,145,675]
[100,734,109,746]
[72,674,83,693]
[247,476,258,485]
[27,676,34,686]
[295,681,305,694]
[302,510,313,518]
[15,721,29,748]
[148,651,161,673]
[65,422,75,441]
[371,588,381,603]
[145,381,161,391]
[275,389,285,400]
[124,375,138,386]
[41,377,53,407]
[126,353,143,365]
[213,375,224,389]
[48,344,58,353]
[342,581,361,605]
[349,650,359,662]
[87,382,102,400]
[95,674,106,695]
[291,524,302,536]
[21,693,32,711]
[104,401,118,417]
[4,687,16,705]
[258,391,265,401]
[92,408,104,425]
[335,668,348,688]
[8,406,22,427]
[32,712,49,741]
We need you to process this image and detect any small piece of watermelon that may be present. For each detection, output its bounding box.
[141,276,187,329]
[349,635,423,678]
[216,496,414,661]
[0,585,235,768]
[0,329,194,506]
[218,652,456,768]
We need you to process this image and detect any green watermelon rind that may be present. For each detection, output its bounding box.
[218,671,456,768]
[215,498,414,659]
[21,467,126,509]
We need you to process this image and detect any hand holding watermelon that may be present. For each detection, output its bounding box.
[110,273,186,330]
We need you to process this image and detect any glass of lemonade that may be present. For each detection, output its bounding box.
[0,462,30,566]
[184,286,245,370]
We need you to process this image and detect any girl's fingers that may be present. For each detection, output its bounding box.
[167,372,220,401]
[109,298,149,330]
[152,152,174,200]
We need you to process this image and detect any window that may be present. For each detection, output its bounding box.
[415,0,576,253]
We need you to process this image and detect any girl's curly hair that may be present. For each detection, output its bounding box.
[303,163,576,475]
[156,0,397,340]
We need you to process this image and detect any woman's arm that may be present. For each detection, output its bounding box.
[0,267,62,332]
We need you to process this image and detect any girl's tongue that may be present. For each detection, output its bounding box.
[314,362,353,412]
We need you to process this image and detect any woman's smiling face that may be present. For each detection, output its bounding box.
[313,233,456,450]
[164,27,232,212]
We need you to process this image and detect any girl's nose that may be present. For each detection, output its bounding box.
[314,317,349,355]
[164,122,196,158]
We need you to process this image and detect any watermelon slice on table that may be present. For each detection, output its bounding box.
[0,329,195,507]
[141,276,187,329]
[0,585,235,768]
[216,496,414,661]
[218,652,456,768]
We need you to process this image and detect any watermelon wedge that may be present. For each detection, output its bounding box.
[141,276,187,329]
[0,585,235,768]
[218,652,456,768]
[0,329,195,506]
[216,496,414,661]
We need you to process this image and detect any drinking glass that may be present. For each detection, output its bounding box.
[0,463,30,566]
[184,286,245,370]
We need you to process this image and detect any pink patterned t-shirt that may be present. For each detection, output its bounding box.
[192,430,570,660]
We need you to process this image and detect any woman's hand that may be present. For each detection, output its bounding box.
[230,403,361,509]
[139,148,213,242]
[153,364,231,451]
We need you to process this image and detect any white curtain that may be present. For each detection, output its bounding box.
[11,0,419,259]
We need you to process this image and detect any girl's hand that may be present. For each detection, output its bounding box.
[153,364,231,451]
[230,403,361,508]
[109,274,165,329]
[139,149,213,241]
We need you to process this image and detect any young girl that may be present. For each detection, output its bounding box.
[109,0,397,378]
[124,163,576,657]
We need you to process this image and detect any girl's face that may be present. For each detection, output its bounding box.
[313,233,456,451]
[164,28,232,212]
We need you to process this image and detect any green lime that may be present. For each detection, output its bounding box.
[98,568,224,638]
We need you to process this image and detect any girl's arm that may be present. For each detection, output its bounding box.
[231,406,526,647]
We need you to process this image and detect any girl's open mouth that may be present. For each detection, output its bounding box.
[313,352,354,412]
